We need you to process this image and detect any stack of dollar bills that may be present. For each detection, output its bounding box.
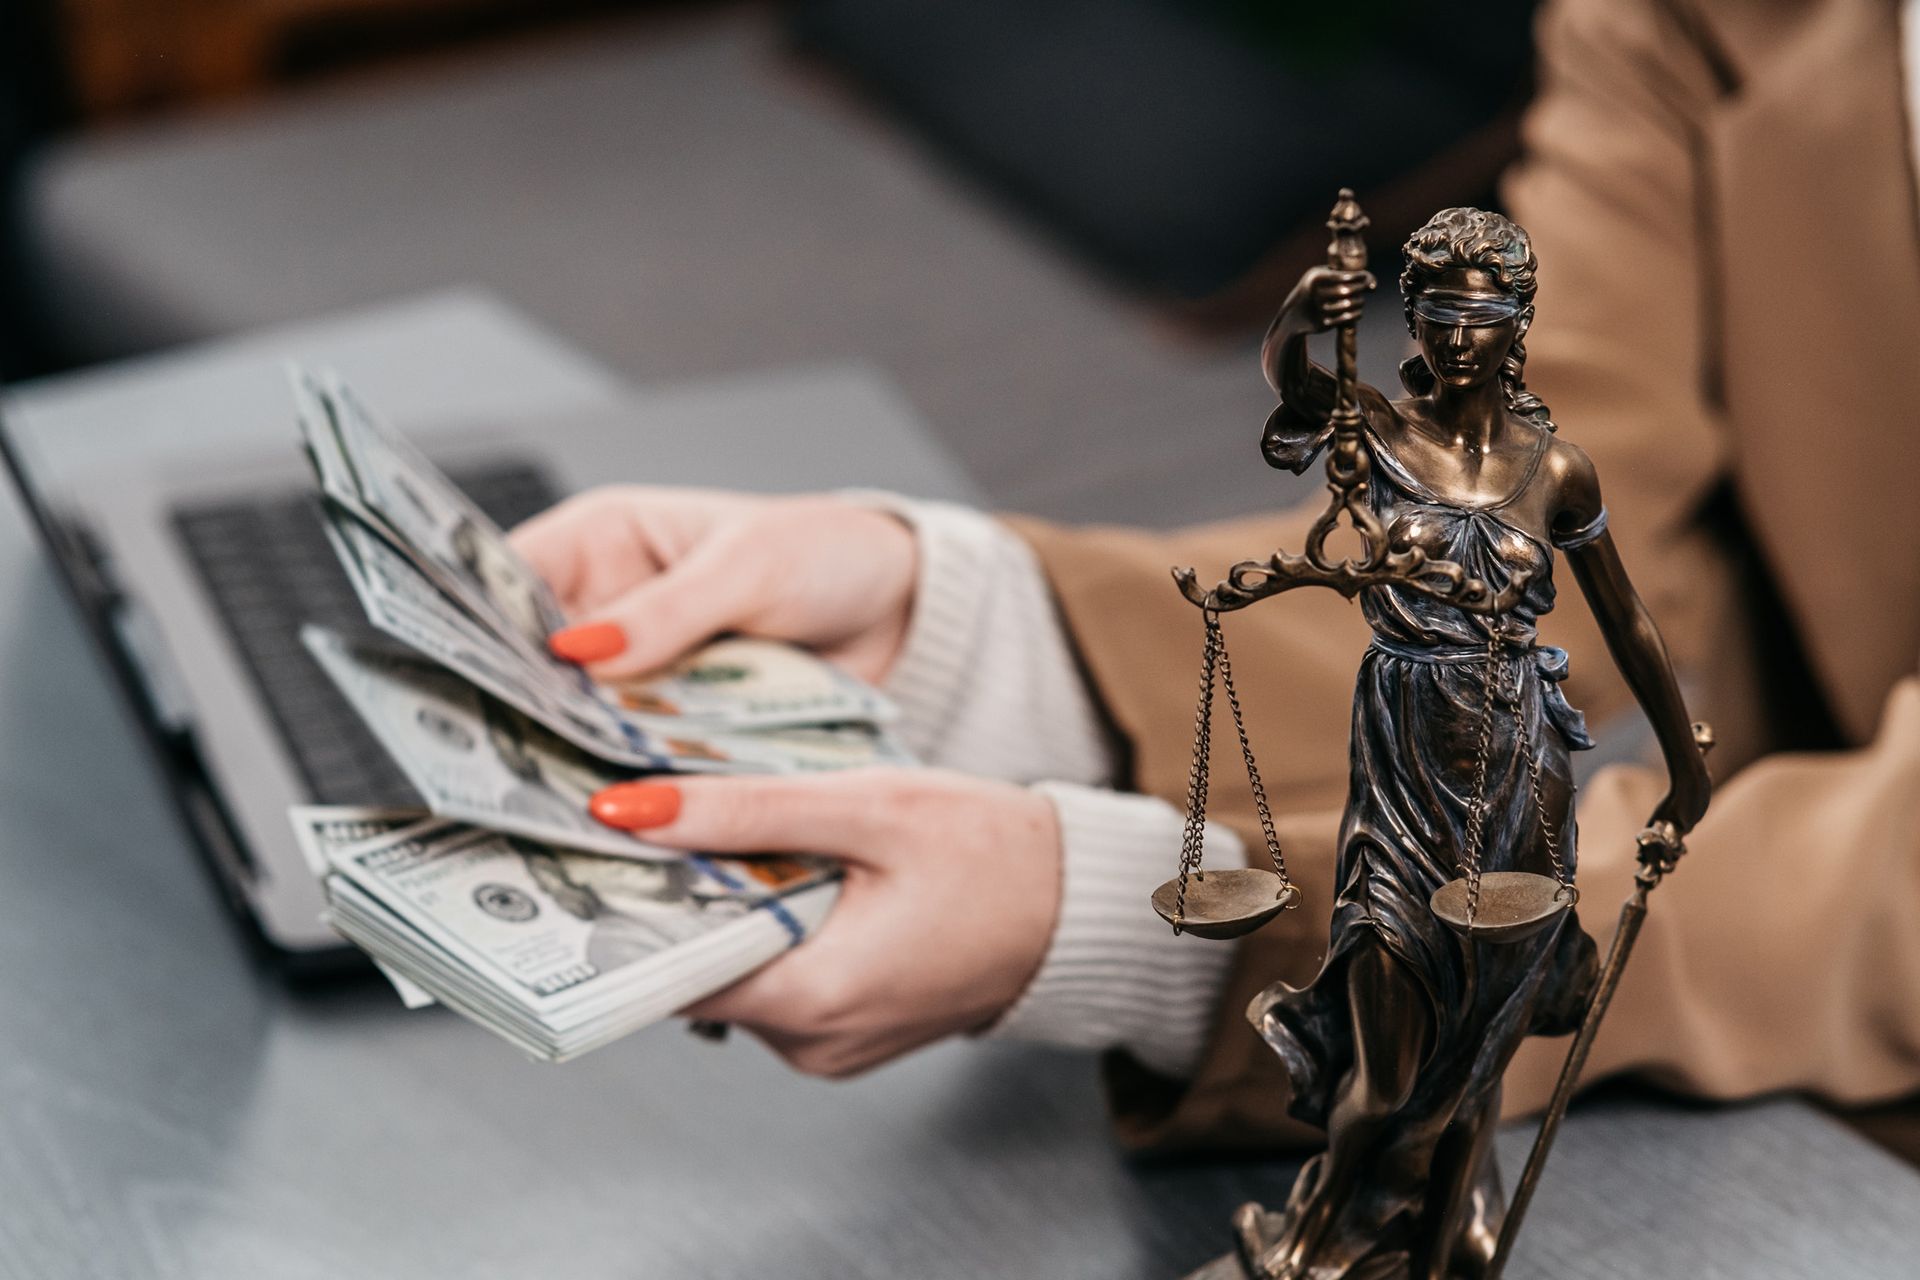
[286,366,909,1060]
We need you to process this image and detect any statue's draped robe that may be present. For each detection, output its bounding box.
[1241,414,1600,1267]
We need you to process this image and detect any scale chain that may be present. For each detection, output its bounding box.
[1174,614,1223,928]
[1510,645,1574,897]
[1459,639,1578,929]
[1176,613,1292,931]
[1459,645,1503,924]
[1215,622,1289,883]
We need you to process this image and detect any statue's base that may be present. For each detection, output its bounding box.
[1178,1252,1416,1280]
[1176,1201,1280,1280]
[1180,1251,1255,1280]
[1177,1201,1418,1280]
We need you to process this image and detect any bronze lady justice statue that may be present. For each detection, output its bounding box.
[1161,195,1713,1279]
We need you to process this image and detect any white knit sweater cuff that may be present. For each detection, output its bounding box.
[991,781,1247,1079]
[840,490,1112,784]
[849,493,998,761]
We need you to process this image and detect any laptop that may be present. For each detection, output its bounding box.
[0,293,979,971]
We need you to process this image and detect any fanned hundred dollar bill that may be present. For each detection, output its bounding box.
[303,625,911,833]
[304,367,567,656]
[301,813,840,1061]
[605,635,898,730]
[320,508,650,765]
[288,804,443,1008]
[306,626,696,856]
[291,367,896,747]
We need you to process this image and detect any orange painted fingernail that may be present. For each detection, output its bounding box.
[590,781,682,830]
[549,621,626,664]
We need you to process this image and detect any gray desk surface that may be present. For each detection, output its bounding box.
[3,296,1917,1278]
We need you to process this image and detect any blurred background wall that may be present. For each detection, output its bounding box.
[3,0,1541,522]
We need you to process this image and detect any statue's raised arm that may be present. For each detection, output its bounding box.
[1176,192,1534,614]
[1256,206,1376,474]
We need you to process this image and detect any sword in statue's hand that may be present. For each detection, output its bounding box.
[1487,719,1718,1279]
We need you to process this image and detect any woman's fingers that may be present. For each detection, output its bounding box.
[681,960,804,1030]
[589,771,904,862]
[679,872,906,1073]
[509,485,758,617]
[651,769,1062,1079]
[512,488,919,683]
[508,487,663,612]
[550,534,762,678]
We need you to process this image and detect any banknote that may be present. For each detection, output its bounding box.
[288,804,433,877]
[303,627,683,854]
[322,822,837,1007]
[361,600,917,771]
[322,507,648,765]
[291,365,367,518]
[637,718,915,773]
[287,804,441,1008]
[319,370,568,655]
[296,367,572,692]
[291,804,835,907]
[318,819,840,1059]
[304,626,908,867]
[295,372,528,656]
[607,636,895,728]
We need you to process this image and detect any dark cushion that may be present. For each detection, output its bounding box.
[788,0,1538,299]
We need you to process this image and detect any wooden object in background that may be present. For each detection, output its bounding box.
[54,0,642,120]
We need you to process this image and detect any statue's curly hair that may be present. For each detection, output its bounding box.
[1397,206,1553,430]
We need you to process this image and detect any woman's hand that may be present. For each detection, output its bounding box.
[591,769,1062,1078]
[508,487,917,682]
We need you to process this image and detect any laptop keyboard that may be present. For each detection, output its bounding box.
[170,460,559,807]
